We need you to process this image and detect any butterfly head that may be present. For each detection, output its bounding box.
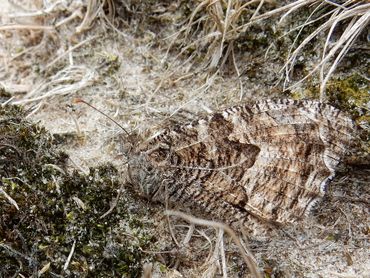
[127,143,171,200]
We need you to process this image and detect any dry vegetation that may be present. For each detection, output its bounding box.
[0,0,369,277]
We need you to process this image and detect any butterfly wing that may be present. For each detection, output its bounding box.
[220,99,355,223]
[135,99,355,225]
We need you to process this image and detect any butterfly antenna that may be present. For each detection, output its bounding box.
[73,98,130,136]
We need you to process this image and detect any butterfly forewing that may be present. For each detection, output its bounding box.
[129,99,355,226]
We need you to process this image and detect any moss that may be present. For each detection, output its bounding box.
[0,105,155,277]
[53,132,83,146]
[0,105,67,185]
[290,74,370,155]
[325,75,369,119]
[290,75,369,119]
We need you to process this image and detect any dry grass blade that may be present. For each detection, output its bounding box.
[229,0,317,34]
[11,65,96,105]
[0,24,54,31]
[319,5,369,97]
[165,210,263,278]
[165,0,266,72]
[279,1,369,96]
[76,0,104,33]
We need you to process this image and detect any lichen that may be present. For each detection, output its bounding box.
[96,51,121,76]
[0,105,155,277]
[291,74,369,119]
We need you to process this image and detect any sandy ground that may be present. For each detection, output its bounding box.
[1,1,369,277]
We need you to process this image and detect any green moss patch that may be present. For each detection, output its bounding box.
[0,106,155,277]
[291,75,369,120]
[326,75,369,120]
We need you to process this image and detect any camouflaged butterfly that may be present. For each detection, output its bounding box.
[127,99,355,228]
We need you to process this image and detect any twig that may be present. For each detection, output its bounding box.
[218,229,228,278]
[100,182,124,219]
[0,187,19,210]
[0,243,32,262]
[0,24,54,31]
[74,98,130,136]
[142,263,153,278]
[63,240,76,271]
[165,210,263,278]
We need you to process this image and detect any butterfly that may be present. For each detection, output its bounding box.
[127,99,355,229]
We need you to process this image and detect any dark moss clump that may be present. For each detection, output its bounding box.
[0,105,155,277]
[0,105,68,184]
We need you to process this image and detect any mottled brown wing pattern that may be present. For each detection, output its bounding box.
[128,99,355,226]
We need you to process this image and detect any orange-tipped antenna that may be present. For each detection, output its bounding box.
[73,98,130,136]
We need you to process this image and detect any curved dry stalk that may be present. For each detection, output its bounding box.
[0,187,19,210]
[201,228,224,278]
[76,0,103,33]
[319,6,369,97]
[282,0,328,83]
[197,229,215,265]
[165,210,263,278]
[184,0,210,39]
[230,0,317,34]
